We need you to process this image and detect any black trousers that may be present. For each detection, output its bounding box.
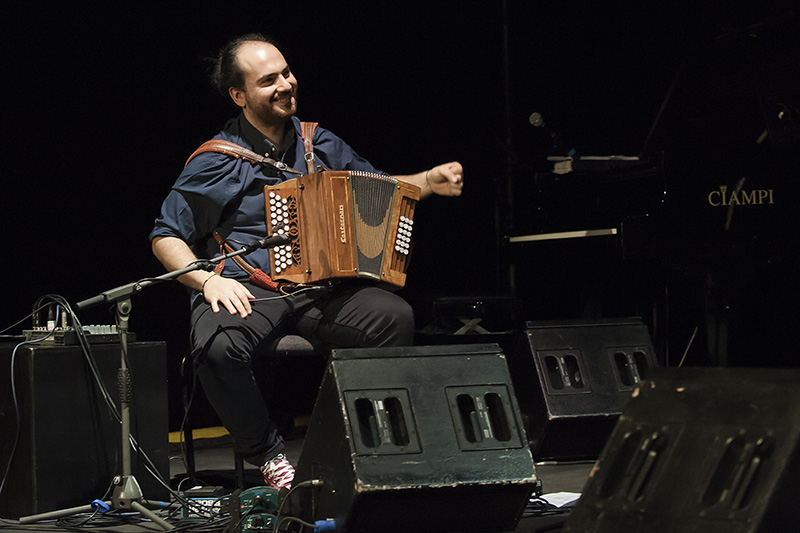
[190,281,415,466]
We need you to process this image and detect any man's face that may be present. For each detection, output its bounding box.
[230,41,298,128]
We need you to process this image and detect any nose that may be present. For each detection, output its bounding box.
[276,74,294,92]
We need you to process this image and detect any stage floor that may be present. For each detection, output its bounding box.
[1,429,594,532]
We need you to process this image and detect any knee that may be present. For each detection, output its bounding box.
[194,326,255,369]
[364,293,415,347]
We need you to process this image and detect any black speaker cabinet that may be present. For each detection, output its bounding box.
[0,341,169,518]
[293,343,537,533]
[564,367,800,533]
[516,318,657,460]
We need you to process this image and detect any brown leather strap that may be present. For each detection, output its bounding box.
[185,139,302,175]
[212,232,281,291]
[214,232,255,275]
[301,122,319,174]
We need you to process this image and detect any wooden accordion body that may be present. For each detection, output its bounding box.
[264,170,420,288]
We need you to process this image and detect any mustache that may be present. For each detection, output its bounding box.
[274,85,298,101]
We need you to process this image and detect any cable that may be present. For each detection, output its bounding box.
[0,303,48,336]
[250,285,328,303]
[2,294,190,525]
[227,504,256,533]
[0,330,57,509]
[0,295,245,531]
[273,479,324,533]
[276,515,316,532]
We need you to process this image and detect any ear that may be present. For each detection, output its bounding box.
[229,86,246,109]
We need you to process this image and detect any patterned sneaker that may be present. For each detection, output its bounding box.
[260,453,295,490]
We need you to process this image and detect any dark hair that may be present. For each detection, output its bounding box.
[210,33,280,94]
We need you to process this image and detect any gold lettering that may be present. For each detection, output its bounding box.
[338,204,347,243]
[740,190,756,204]
[710,185,775,207]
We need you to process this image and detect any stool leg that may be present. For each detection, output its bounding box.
[235,452,245,489]
[184,424,196,480]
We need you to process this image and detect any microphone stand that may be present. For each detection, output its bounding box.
[18,236,287,530]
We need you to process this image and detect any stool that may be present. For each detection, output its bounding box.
[180,334,317,489]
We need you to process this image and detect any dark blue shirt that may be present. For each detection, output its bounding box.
[150,113,382,282]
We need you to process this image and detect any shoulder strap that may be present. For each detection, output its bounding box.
[185,139,301,175]
[300,122,319,174]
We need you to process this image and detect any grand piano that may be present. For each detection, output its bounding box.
[505,10,800,368]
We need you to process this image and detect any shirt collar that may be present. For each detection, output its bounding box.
[238,113,300,159]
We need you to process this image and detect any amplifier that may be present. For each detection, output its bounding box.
[0,341,169,518]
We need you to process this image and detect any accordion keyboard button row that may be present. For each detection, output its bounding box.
[268,191,294,273]
[395,216,413,255]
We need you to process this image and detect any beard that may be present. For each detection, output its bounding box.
[249,89,298,126]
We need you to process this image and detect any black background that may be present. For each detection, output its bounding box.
[3,0,799,417]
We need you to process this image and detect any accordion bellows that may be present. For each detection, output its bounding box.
[264,171,420,288]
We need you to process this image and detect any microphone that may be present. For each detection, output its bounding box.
[528,111,576,156]
[529,111,546,128]
[253,232,295,250]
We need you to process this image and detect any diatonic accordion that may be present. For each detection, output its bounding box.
[264,170,420,288]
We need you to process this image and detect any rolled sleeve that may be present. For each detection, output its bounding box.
[150,153,245,245]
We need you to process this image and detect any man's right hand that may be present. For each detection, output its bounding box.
[201,273,255,316]
[152,235,256,317]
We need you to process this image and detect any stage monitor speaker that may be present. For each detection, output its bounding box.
[292,343,537,533]
[564,367,800,532]
[515,317,657,460]
[0,341,169,519]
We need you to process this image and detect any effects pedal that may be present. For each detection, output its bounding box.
[180,486,225,519]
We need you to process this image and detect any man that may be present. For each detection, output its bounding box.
[150,33,463,489]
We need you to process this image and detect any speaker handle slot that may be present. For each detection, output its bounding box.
[602,429,665,502]
[544,355,565,390]
[609,348,652,390]
[599,430,643,498]
[383,396,411,447]
[457,394,483,443]
[563,355,584,389]
[613,352,637,386]
[544,354,585,390]
[703,435,773,510]
[485,392,512,442]
[633,350,649,379]
[353,396,414,449]
[354,398,381,448]
[626,431,662,501]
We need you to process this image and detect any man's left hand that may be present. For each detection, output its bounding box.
[426,162,464,197]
